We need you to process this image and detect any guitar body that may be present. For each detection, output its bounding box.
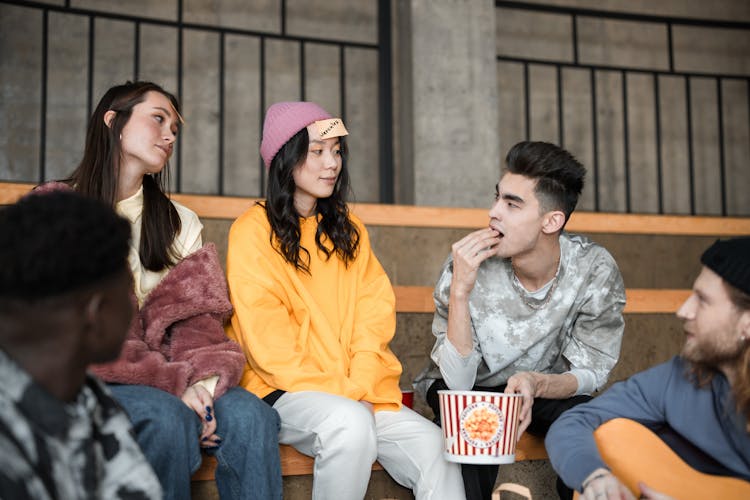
[574,418,750,500]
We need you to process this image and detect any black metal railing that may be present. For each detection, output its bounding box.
[495,0,750,216]
[1,0,394,202]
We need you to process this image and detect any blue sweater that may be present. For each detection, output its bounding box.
[545,356,750,491]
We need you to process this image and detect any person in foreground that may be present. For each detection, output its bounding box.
[226,101,466,500]
[546,236,750,500]
[43,81,282,499]
[414,141,626,500]
[0,191,162,499]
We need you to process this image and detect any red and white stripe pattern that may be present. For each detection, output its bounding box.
[438,390,522,463]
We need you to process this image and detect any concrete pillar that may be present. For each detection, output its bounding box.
[409,0,499,208]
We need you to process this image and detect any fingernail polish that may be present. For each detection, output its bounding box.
[205,406,212,413]
[206,414,213,422]
[202,437,209,441]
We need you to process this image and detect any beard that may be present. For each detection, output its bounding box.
[681,334,745,367]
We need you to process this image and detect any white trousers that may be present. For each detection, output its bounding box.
[274,391,466,500]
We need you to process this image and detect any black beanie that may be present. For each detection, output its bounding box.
[700,237,750,295]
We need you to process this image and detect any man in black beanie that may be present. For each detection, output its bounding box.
[544,237,750,500]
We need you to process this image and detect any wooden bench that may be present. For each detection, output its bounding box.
[3,182,746,318]
[190,280,552,481]
[189,286,687,482]
[3,181,749,483]
[2,182,749,237]
[191,433,549,481]
[2,182,725,320]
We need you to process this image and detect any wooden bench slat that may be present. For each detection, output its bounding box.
[513,433,548,461]
[2,182,749,236]
[191,435,545,481]
[192,444,383,481]
[395,286,691,314]
[0,182,708,482]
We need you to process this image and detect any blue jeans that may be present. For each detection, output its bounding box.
[109,384,282,500]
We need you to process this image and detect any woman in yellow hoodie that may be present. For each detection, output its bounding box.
[226,102,465,500]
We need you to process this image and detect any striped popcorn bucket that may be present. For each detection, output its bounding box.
[438,390,522,464]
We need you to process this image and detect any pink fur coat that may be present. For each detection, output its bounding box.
[90,243,245,399]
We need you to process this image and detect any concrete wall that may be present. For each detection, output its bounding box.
[491,1,750,216]
[2,0,748,213]
[0,0,381,201]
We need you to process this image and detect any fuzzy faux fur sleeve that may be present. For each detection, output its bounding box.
[90,244,245,398]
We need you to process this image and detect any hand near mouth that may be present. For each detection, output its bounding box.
[450,227,502,297]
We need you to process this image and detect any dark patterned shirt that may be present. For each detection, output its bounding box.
[0,349,162,499]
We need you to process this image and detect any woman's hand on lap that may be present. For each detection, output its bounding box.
[181,384,221,447]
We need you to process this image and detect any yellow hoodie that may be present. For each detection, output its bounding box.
[226,204,402,412]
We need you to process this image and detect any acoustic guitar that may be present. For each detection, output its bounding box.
[573,418,750,500]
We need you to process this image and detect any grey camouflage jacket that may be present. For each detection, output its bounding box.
[415,233,626,398]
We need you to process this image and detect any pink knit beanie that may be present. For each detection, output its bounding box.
[260,101,332,168]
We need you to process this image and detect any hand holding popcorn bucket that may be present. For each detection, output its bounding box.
[438,390,522,464]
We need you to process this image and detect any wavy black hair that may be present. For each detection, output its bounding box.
[263,127,359,273]
[66,81,181,272]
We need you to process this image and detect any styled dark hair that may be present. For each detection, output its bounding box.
[263,127,359,273]
[66,81,181,272]
[0,191,130,301]
[505,141,586,223]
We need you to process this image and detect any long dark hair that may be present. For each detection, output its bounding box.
[66,81,182,272]
[264,127,359,274]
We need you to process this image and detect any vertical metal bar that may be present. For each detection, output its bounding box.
[259,37,266,197]
[654,74,664,214]
[300,41,306,100]
[339,45,347,124]
[40,9,48,183]
[378,0,394,203]
[134,21,140,81]
[591,68,600,211]
[218,32,225,196]
[667,23,674,73]
[685,76,695,215]
[572,14,578,65]
[87,15,94,120]
[176,0,183,192]
[523,62,530,141]
[622,70,630,213]
[556,65,564,146]
[281,0,286,36]
[717,78,726,216]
